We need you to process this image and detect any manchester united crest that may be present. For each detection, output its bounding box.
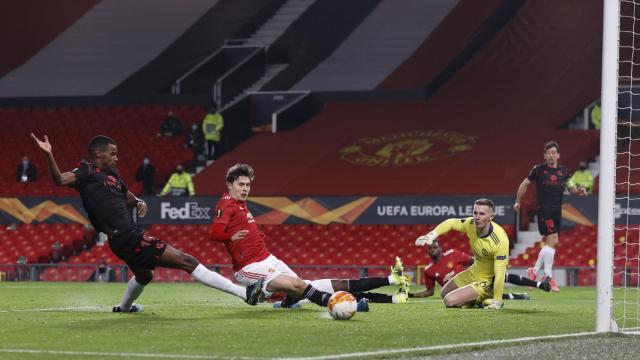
[339,129,477,167]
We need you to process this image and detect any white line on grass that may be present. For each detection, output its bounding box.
[0,349,252,359]
[0,306,103,313]
[0,332,600,360]
[279,331,600,360]
[0,302,244,313]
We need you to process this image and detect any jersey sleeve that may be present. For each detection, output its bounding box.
[433,218,466,236]
[71,163,90,187]
[209,200,235,241]
[526,165,538,182]
[492,234,510,301]
[423,268,435,290]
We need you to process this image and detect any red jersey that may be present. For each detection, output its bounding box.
[423,249,473,289]
[209,193,270,270]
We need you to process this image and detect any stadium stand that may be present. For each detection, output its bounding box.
[34,223,515,281]
[113,0,284,94]
[377,0,503,90]
[0,0,98,78]
[293,0,459,91]
[263,0,382,91]
[194,102,599,196]
[0,105,204,196]
[244,0,316,48]
[1,221,619,287]
[0,1,221,97]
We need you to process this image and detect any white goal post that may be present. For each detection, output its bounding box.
[595,0,618,333]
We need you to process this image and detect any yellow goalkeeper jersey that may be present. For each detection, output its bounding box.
[434,217,509,301]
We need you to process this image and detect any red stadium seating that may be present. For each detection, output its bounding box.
[13,222,638,287]
[0,105,205,196]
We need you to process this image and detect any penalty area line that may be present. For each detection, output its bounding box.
[279,331,600,360]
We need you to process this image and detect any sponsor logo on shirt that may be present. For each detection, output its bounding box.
[104,175,122,190]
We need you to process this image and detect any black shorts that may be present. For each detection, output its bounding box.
[109,229,167,270]
[536,208,561,236]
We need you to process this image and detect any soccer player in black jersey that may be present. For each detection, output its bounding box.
[31,133,263,312]
[513,141,587,292]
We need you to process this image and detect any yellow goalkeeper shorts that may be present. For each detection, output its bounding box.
[452,267,493,301]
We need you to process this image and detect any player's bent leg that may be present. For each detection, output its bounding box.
[330,279,348,292]
[440,278,459,298]
[268,274,331,307]
[157,244,199,272]
[159,245,260,304]
[546,233,559,249]
[443,285,478,308]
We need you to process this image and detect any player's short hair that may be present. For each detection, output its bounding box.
[474,198,495,211]
[544,141,560,153]
[88,135,116,157]
[226,163,255,183]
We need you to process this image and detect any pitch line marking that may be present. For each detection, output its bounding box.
[279,331,600,360]
[0,349,251,359]
[0,332,600,360]
[0,306,103,313]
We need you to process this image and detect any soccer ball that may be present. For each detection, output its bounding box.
[327,291,357,320]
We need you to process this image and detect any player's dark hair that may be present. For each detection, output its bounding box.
[544,141,559,153]
[226,163,255,183]
[474,198,495,211]
[88,135,116,157]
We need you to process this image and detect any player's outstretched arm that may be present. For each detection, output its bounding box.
[31,133,76,186]
[416,219,464,246]
[513,178,531,212]
[409,287,434,298]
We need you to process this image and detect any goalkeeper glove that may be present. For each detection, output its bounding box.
[415,231,438,246]
[483,299,504,310]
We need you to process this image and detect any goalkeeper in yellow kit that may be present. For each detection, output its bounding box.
[415,198,509,310]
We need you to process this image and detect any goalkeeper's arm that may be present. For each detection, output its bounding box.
[415,218,464,246]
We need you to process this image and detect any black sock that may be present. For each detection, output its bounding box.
[302,285,331,306]
[280,294,300,308]
[507,273,537,287]
[353,292,393,303]
[347,277,390,292]
[503,292,529,300]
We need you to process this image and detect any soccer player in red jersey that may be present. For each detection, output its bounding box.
[409,240,550,300]
[209,164,332,307]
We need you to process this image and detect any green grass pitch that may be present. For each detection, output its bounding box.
[0,282,637,359]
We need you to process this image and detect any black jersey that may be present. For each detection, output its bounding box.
[527,164,572,211]
[72,161,136,237]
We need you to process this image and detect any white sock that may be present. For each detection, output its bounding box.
[190,264,246,299]
[119,276,145,311]
[544,247,556,278]
[534,246,548,273]
[310,279,335,293]
[388,275,398,285]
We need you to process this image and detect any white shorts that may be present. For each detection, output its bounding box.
[234,254,299,293]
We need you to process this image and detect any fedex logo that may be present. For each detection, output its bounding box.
[161,202,211,220]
